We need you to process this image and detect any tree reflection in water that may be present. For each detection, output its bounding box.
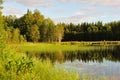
[26,46,120,63]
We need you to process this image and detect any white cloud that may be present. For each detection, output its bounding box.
[97,0,120,7]
[52,14,120,24]
[60,0,120,7]
[4,0,120,8]
[3,0,120,23]
[52,14,89,24]
[19,0,57,8]
[2,5,23,17]
[4,0,57,8]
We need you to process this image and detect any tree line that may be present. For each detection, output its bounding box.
[3,10,64,43]
[1,9,120,43]
[63,21,120,41]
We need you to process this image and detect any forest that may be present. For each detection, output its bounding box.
[1,9,120,43]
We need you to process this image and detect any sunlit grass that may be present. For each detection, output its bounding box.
[0,47,109,80]
[10,42,114,53]
[0,47,79,80]
[1,42,117,80]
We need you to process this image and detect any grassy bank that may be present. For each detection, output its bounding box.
[0,47,108,80]
[0,47,79,80]
[61,41,120,45]
[12,42,115,53]
[1,41,117,80]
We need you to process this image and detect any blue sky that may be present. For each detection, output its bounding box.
[2,0,120,24]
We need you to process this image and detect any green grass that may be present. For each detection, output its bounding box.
[0,47,109,80]
[58,41,120,45]
[0,47,79,80]
[10,42,114,53]
[1,42,116,80]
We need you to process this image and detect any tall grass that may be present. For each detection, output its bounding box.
[0,47,108,80]
[4,42,116,80]
[13,42,113,53]
[0,47,79,80]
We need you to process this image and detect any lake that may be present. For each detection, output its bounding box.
[26,45,120,80]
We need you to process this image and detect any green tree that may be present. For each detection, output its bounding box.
[6,27,13,43]
[55,24,64,42]
[87,24,98,33]
[46,18,55,42]
[19,35,26,43]
[14,10,34,41]
[40,18,55,42]
[95,21,103,32]
[30,24,40,42]
[81,22,89,32]
[103,24,111,32]
[0,0,3,10]
[0,11,3,27]
[3,15,16,29]
[0,1,6,48]
[12,28,20,43]
[33,9,44,26]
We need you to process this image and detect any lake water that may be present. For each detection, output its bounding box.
[26,45,120,80]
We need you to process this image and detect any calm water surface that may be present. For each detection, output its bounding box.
[27,46,120,80]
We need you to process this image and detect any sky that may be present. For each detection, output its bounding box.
[2,0,120,24]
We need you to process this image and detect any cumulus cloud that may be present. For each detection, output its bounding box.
[56,0,120,23]
[3,0,120,23]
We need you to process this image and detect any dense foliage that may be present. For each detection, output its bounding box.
[63,21,120,41]
[1,9,120,43]
[3,10,64,43]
